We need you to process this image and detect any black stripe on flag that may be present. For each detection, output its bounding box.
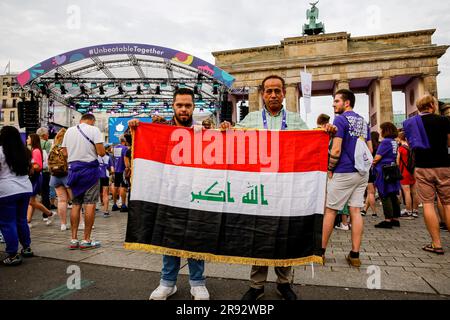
[126,200,324,260]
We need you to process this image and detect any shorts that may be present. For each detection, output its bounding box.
[114,172,128,188]
[326,172,369,211]
[100,177,110,189]
[72,182,100,206]
[415,168,450,205]
[50,175,69,188]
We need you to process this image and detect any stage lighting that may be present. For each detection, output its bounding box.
[60,85,67,95]
[155,85,161,95]
[99,86,105,95]
[136,85,143,95]
[118,85,124,95]
[80,85,87,95]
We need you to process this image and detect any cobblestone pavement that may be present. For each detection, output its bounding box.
[2,206,449,296]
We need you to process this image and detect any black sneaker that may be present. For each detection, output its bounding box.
[361,210,367,217]
[21,247,34,258]
[241,287,264,301]
[3,254,23,266]
[440,223,447,231]
[375,221,393,229]
[276,284,297,300]
[391,220,401,227]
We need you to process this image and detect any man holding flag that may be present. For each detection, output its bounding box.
[128,88,210,301]
[221,75,336,300]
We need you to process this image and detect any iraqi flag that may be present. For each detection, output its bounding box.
[125,123,328,267]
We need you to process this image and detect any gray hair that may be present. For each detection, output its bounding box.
[36,127,49,137]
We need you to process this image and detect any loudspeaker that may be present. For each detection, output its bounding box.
[220,94,232,123]
[18,101,40,132]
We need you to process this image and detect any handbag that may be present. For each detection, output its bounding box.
[382,163,403,183]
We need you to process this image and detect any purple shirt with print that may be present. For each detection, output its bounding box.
[333,111,371,174]
[113,145,128,173]
[374,138,401,198]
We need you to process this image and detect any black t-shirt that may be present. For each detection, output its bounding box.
[125,148,132,159]
[414,114,450,168]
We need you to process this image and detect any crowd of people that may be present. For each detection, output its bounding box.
[0,118,132,263]
[0,75,449,302]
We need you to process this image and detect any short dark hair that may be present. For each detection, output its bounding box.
[173,88,195,104]
[335,89,355,108]
[81,114,96,121]
[261,75,286,90]
[380,122,399,139]
[317,114,331,126]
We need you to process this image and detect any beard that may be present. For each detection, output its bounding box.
[174,113,193,127]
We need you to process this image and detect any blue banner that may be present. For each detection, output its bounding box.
[108,117,153,144]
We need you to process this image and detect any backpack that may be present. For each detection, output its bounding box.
[399,145,416,175]
[343,116,374,175]
[48,145,68,177]
[354,137,374,175]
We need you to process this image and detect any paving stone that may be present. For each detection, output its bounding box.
[16,205,449,296]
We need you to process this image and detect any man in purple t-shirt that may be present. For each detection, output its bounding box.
[112,135,129,212]
[322,89,373,268]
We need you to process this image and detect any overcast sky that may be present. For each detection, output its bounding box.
[1,0,449,127]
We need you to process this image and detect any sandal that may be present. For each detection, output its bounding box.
[422,244,445,255]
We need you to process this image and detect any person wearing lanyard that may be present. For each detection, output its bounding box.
[221,75,336,300]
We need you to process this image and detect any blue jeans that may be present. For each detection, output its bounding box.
[161,255,206,287]
[0,193,32,255]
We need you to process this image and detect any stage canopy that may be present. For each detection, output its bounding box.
[17,43,235,115]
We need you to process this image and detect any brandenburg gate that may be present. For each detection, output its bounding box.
[213,29,448,130]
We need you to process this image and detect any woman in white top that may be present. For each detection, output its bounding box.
[0,126,33,266]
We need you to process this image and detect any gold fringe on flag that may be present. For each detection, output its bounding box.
[124,242,324,267]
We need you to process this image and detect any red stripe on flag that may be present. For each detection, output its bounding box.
[133,123,329,173]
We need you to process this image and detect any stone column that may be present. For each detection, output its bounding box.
[422,73,438,98]
[229,94,238,124]
[333,79,350,94]
[368,80,380,132]
[379,77,393,125]
[248,86,262,112]
[285,84,299,113]
[404,77,425,118]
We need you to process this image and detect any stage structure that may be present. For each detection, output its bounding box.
[16,43,235,128]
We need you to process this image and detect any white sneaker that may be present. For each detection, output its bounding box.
[43,217,49,222]
[149,285,177,300]
[190,286,210,300]
[61,224,68,231]
[335,223,350,231]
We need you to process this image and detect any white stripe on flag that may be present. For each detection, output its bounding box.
[131,159,327,218]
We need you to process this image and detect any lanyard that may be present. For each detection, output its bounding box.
[262,109,287,131]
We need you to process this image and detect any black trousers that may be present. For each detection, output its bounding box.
[41,172,51,217]
[381,192,401,220]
